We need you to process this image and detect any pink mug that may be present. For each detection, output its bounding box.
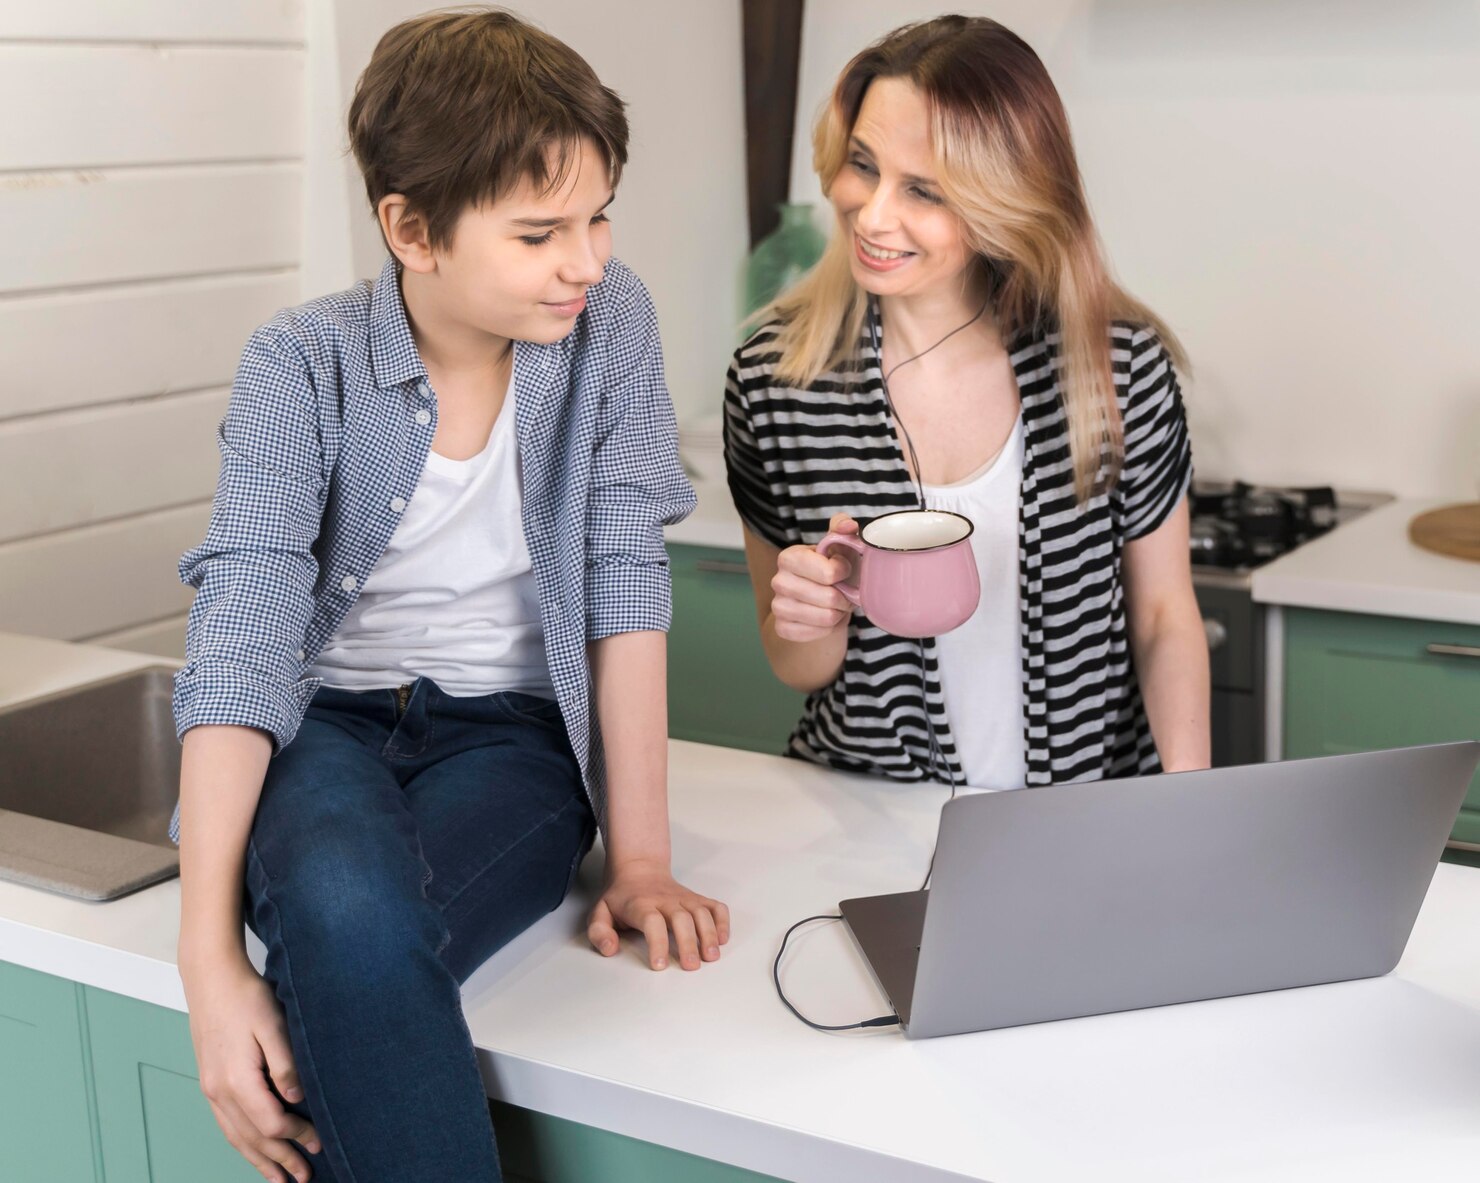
[817,510,980,638]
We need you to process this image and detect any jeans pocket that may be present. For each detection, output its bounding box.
[499,691,565,728]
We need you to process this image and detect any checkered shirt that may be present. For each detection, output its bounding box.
[169,255,695,843]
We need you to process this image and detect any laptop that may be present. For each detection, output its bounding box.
[841,742,1480,1039]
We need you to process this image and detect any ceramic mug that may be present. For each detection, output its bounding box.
[816,510,980,638]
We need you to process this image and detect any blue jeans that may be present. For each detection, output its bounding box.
[242,678,595,1183]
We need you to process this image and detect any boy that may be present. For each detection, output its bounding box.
[171,10,727,1181]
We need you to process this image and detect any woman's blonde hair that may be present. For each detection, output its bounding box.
[763,15,1186,503]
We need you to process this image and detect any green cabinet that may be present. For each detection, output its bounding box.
[493,1101,783,1183]
[1283,608,1480,849]
[669,543,805,754]
[0,961,101,1182]
[1,962,785,1183]
[83,985,261,1182]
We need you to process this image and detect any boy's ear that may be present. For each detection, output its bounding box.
[378,195,436,273]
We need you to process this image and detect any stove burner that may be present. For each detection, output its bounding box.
[1188,481,1339,571]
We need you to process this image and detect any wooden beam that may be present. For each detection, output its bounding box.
[741,0,805,248]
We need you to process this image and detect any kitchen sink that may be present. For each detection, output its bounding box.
[0,666,181,900]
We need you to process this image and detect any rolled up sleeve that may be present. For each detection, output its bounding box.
[1116,327,1193,541]
[172,326,326,753]
[583,277,696,640]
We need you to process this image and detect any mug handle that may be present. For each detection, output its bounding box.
[816,532,864,608]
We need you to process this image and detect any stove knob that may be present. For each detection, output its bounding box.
[1203,618,1228,651]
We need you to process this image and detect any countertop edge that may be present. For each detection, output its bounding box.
[0,915,188,1010]
[1251,574,1480,627]
[479,1052,979,1183]
[0,910,969,1183]
[1250,499,1480,626]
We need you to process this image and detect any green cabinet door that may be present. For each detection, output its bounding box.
[1283,608,1480,847]
[83,985,262,1183]
[0,960,102,1182]
[668,543,806,754]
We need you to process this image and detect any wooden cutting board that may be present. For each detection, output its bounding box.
[1409,502,1480,562]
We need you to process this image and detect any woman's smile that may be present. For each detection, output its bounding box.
[854,232,916,271]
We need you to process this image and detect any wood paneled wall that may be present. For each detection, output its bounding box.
[0,0,307,656]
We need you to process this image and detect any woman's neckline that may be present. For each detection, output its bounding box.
[919,414,1024,493]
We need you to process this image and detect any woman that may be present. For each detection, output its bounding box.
[724,16,1209,796]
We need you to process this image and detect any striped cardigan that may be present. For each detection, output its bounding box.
[723,317,1192,788]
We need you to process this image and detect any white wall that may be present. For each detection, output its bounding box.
[789,0,1480,500]
[330,0,749,424]
[0,0,309,653]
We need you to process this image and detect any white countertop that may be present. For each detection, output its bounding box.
[3,632,1480,1182]
[1252,498,1480,626]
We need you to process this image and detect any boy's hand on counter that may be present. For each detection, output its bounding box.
[587,860,730,971]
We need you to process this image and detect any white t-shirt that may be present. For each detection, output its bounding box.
[923,414,1028,794]
[310,384,554,698]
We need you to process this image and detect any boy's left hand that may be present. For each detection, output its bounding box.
[587,860,730,971]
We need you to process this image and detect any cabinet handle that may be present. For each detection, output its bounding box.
[694,559,751,576]
[1448,838,1480,853]
[1426,643,1480,660]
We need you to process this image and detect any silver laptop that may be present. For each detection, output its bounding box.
[841,742,1480,1039]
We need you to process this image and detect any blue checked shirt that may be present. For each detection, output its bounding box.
[169,255,695,843]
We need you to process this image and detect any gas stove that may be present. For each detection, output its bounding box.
[1186,480,1392,767]
[1189,481,1393,589]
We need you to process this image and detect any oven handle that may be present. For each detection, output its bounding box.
[1203,618,1228,651]
[1426,643,1480,660]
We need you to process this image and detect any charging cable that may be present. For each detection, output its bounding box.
[771,295,985,1031]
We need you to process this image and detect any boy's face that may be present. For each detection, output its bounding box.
[434,137,615,345]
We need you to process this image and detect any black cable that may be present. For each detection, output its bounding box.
[772,914,899,1031]
[771,297,988,1031]
[873,292,990,513]
[869,294,977,889]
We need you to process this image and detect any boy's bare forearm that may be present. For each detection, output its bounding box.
[588,630,672,872]
[176,725,273,971]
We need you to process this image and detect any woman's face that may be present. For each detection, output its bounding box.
[829,77,975,303]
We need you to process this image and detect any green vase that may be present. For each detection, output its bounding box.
[745,202,827,315]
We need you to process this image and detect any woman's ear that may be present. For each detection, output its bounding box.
[378,195,436,274]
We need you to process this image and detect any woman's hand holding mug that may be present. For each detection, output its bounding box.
[770,512,860,642]
[816,509,981,639]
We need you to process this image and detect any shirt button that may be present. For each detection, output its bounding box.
[390,496,407,512]
[341,575,358,592]
[414,409,432,426]
[296,648,306,661]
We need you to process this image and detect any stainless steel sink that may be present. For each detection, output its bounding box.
[0,666,181,900]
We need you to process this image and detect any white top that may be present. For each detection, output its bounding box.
[924,416,1029,792]
[4,632,1480,1183]
[310,386,554,697]
[1252,497,1480,626]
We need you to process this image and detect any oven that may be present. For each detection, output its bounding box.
[1188,482,1391,768]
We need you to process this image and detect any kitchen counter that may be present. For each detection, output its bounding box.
[1252,498,1480,626]
[3,632,1480,1182]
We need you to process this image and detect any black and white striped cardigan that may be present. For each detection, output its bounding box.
[723,317,1193,788]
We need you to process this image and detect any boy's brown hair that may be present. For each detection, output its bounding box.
[348,7,628,250]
